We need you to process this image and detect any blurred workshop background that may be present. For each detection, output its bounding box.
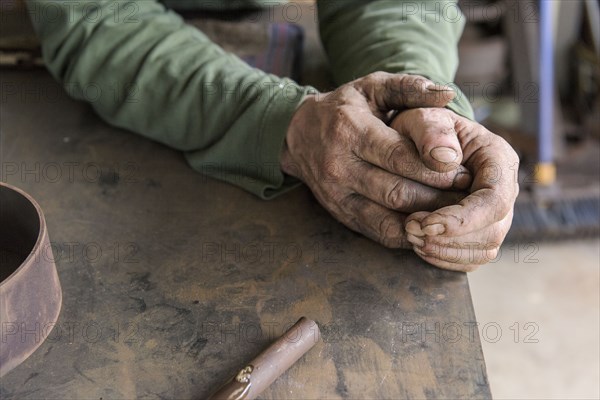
[451,1,599,399]
[1,0,599,398]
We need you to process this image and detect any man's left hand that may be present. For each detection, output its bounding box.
[391,108,520,272]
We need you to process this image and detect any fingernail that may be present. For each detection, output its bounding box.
[405,220,424,237]
[453,170,472,189]
[423,223,446,236]
[431,147,458,163]
[407,234,425,247]
[426,84,455,92]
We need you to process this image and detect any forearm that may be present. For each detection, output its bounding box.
[317,0,473,119]
[26,0,312,198]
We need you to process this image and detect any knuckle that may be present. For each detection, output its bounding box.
[406,74,425,86]
[398,186,417,210]
[336,85,360,101]
[385,179,406,208]
[322,160,345,182]
[329,110,355,141]
[383,142,407,171]
[377,214,402,248]
[335,104,354,121]
[412,107,429,120]
[397,74,425,97]
[365,71,387,82]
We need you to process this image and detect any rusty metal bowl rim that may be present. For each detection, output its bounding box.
[0,180,62,377]
[0,181,47,287]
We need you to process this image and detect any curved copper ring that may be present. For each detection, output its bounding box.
[0,182,62,377]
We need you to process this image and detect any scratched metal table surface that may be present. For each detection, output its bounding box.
[0,70,491,399]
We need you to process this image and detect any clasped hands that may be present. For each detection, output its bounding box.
[281,72,519,272]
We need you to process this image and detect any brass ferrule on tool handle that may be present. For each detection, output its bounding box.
[209,317,320,400]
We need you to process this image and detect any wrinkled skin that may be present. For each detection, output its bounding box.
[393,108,519,272]
[281,72,519,272]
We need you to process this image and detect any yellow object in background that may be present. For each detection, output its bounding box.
[535,162,557,186]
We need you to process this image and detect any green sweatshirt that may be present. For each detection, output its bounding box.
[25,0,473,199]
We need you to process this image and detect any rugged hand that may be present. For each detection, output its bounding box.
[395,108,520,272]
[281,72,472,248]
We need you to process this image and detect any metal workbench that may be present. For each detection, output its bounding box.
[0,70,491,399]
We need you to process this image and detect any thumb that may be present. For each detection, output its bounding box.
[353,72,456,112]
[390,108,463,173]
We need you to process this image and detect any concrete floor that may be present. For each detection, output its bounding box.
[469,239,600,399]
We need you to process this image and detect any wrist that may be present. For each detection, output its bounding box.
[281,93,317,178]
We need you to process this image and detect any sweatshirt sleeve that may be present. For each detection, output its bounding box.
[317,0,474,119]
[25,0,314,198]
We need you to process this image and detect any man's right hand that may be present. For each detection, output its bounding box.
[280,72,472,248]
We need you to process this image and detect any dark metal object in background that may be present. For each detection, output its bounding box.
[0,182,62,377]
[209,317,320,400]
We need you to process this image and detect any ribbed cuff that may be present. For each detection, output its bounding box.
[255,81,317,199]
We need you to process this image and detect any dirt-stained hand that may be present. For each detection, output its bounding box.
[281,72,472,248]
[393,108,520,272]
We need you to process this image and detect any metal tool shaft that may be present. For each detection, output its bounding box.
[209,317,320,400]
